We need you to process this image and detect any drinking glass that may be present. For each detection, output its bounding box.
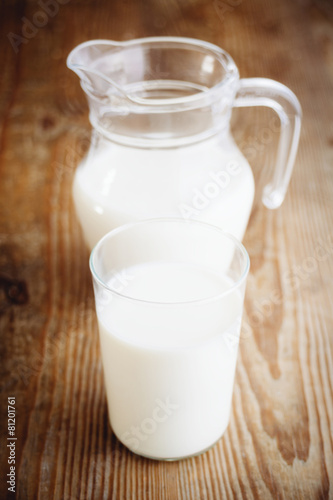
[90,218,250,460]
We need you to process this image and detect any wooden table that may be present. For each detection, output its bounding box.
[1,0,332,498]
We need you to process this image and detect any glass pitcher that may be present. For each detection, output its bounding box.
[67,37,302,250]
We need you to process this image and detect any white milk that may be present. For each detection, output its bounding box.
[73,134,255,249]
[97,261,243,460]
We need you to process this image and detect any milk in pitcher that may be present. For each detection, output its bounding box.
[73,133,255,249]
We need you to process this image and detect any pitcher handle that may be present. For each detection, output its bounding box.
[234,78,302,209]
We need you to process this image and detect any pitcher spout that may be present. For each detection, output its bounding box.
[67,40,132,101]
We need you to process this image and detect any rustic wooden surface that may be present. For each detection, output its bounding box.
[0,0,333,498]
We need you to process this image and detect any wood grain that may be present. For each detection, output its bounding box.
[0,0,332,498]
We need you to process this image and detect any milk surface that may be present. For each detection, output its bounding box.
[73,134,255,249]
[97,261,243,459]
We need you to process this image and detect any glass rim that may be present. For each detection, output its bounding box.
[89,218,250,306]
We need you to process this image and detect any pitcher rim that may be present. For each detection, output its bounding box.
[67,36,240,107]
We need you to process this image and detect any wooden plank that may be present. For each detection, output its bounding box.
[0,0,332,498]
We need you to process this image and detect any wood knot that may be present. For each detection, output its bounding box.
[0,276,29,305]
[41,115,55,130]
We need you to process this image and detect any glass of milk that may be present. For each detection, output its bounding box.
[89,218,250,460]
